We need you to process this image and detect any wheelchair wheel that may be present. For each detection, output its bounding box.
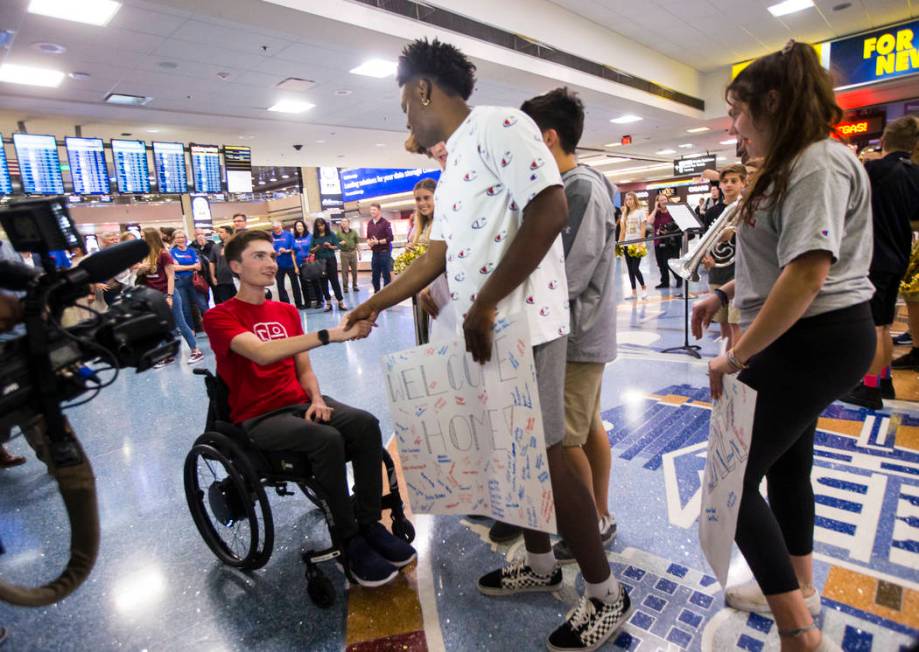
[184,443,270,570]
[194,432,274,568]
[391,516,415,544]
[306,568,335,609]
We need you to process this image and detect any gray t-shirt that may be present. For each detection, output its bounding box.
[734,139,874,327]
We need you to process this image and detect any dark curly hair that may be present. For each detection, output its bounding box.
[520,87,585,154]
[397,38,476,100]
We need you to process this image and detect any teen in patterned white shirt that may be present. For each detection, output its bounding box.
[347,38,626,652]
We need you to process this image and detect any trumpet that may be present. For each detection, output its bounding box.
[668,200,741,282]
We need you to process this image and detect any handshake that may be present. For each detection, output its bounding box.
[328,313,375,343]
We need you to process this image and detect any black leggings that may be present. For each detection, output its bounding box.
[320,256,344,302]
[655,244,681,287]
[734,302,875,595]
[625,254,645,290]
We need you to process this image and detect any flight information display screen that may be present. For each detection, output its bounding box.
[152,141,187,194]
[190,143,221,193]
[13,133,65,195]
[224,145,253,193]
[65,137,110,195]
[111,139,151,194]
[0,134,12,195]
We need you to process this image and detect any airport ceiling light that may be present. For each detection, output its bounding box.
[28,0,122,26]
[767,0,814,17]
[720,138,738,145]
[349,59,398,78]
[105,93,152,105]
[678,143,693,148]
[267,99,315,113]
[656,148,676,155]
[0,63,65,87]
[610,114,643,124]
[686,127,710,133]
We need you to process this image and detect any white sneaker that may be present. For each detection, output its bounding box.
[725,579,821,616]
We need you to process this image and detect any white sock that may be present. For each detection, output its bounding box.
[527,550,556,576]
[585,572,620,603]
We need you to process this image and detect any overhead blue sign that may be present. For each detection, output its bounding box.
[829,19,919,90]
[339,167,440,201]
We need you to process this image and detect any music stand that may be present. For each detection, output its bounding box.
[661,207,704,359]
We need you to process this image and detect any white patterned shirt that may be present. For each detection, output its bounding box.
[430,106,569,346]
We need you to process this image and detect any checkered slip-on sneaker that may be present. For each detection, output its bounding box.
[477,558,562,596]
[547,585,631,652]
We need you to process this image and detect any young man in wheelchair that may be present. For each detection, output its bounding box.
[202,229,417,587]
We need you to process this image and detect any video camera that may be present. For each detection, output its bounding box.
[0,198,178,607]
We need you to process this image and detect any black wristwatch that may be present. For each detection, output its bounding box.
[713,288,729,306]
[318,329,330,346]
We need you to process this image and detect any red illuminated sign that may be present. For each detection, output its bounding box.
[621,135,632,145]
[834,114,885,139]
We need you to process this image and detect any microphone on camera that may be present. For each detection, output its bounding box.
[67,240,150,285]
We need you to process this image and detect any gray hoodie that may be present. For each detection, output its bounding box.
[560,164,618,363]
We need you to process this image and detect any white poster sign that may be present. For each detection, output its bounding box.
[383,314,556,533]
[699,373,757,586]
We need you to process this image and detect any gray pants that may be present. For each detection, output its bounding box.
[243,397,382,540]
[340,250,359,289]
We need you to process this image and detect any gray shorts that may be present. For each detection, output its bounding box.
[533,336,567,447]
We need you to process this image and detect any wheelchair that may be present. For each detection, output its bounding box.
[183,368,415,608]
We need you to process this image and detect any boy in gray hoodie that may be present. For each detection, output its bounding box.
[521,88,619,563]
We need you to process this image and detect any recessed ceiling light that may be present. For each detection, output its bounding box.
[28,0,122,26]
[270,177,277,182]
[267,99,314,113]
[31,41,66,54]
[767,0,814,17]
[105,92,152,106]
[720,138,738,145]
[604,142,623,148]
[349,59,398,78]
[281,174,290,178]
[146,128,160,133]
[0,63,65,87]
[686,127,710,133]
[334,89,352,96]
[717,156,727,161]
[656,148,676,155]
[610,114,642,124]
[315,139,326,144]
[68,71,91,80]
[375,143,386,147]
[678,143,693,148]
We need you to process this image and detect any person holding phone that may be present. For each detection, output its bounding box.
[311,218,346,312]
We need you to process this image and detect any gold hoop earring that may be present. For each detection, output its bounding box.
[421,97,431,107]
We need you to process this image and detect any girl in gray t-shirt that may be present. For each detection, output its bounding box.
[690,41,874,652]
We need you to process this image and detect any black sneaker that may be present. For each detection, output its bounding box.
[880,378,896,400]
[893,332,912,346]
[361,522,417,568]
[489,520,522,543]
[554,516,618,564]
[477,558,562,596]
[547,586,631,652]
[840,383,883,410]
[654,283,669,289]
[892,348,919,370]
[342,534,398,588]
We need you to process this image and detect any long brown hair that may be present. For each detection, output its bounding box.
[412,177,437,243]
[142,227,166,271]
[621,191,642,220]
[726,41,842,224]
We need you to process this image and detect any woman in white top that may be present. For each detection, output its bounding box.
[618,192,647,299]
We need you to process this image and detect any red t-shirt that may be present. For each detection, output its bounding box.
[141,251,174,294]
[203,298,310,423]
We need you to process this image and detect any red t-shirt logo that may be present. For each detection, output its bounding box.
[254,321,288,341]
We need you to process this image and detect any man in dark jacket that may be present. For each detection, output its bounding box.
[843,115,919,409]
